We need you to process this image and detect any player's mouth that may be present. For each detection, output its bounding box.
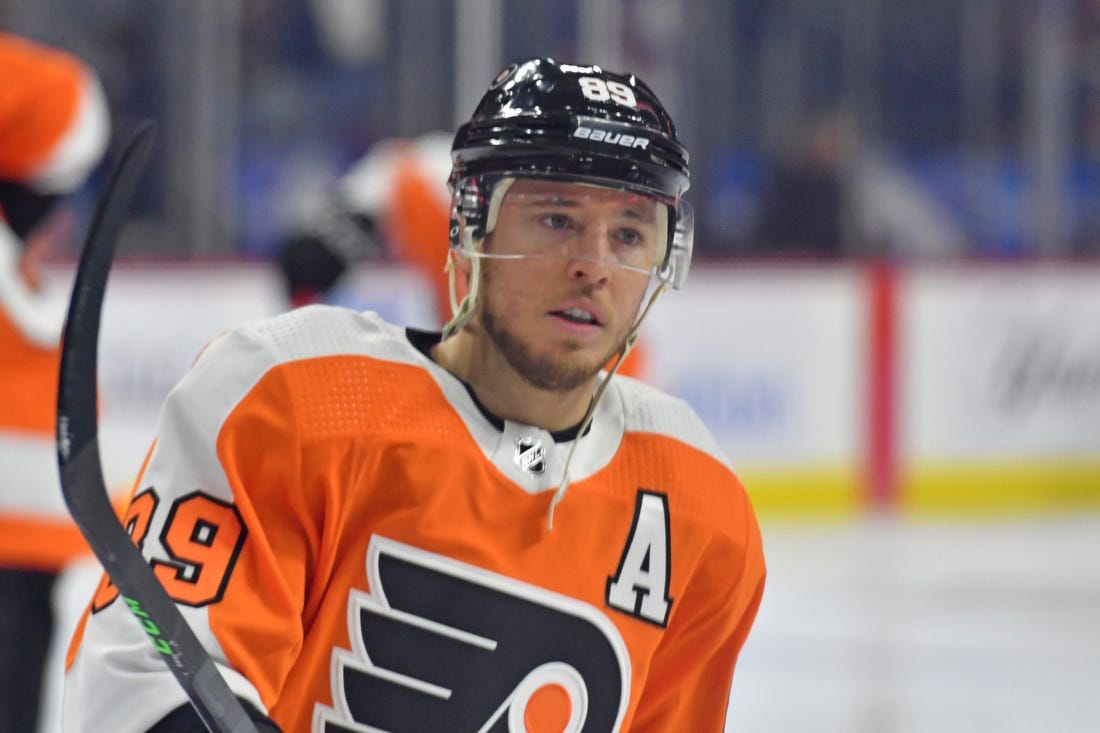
[548,300,604,330]
[555,307,599,324]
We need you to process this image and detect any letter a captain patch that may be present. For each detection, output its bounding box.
[606,490,673,626]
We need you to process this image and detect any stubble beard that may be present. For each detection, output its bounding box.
[479,269,628,393]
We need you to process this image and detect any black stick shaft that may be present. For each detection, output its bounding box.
[56,121,258,733]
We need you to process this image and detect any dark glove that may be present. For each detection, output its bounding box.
[0,179,61,239]
[275,203,382,304]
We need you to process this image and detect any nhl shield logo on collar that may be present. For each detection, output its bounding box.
[514,436,546,475]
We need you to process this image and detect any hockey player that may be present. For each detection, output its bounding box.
[275,130,455,313]
[64,57,765,732]
[0,31,110,733]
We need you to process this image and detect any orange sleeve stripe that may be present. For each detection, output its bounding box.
[0,515,90,571]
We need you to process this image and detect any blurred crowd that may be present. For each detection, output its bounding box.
[2,0,1100,263]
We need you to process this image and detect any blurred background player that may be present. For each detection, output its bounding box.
[0,31,110,733]
[275,130,453,312]
[274,129,651,379]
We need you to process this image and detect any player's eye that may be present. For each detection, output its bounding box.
[540,213,575,230]
[615,227,646,248]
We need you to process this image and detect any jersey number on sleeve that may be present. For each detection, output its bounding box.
[91,488,248,611]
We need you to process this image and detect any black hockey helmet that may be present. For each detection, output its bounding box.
[448,57,693,289]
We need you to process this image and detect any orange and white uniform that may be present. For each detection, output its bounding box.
[0,227,83,569]
[0,32,110,572]
[65,306,765,732]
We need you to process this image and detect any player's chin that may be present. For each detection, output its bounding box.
[550,336,612,366]
[528,359,603,393]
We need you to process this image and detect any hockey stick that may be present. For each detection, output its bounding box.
[56,121,259,733]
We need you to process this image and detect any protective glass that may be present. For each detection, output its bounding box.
[465,180,694,289]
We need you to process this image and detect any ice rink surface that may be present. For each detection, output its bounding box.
[39,512,1100,732]
[725,512,1100,732]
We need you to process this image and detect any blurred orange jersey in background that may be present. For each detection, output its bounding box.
[0,30,109,570]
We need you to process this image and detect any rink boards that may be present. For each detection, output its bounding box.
[46,259,1100,517]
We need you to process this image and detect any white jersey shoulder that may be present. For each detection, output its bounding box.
[160,306,422,447]
[234,304,416,365]
[610,373,732,470]
[183,305,415,391]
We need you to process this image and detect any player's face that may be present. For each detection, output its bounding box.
[476,179,661,392]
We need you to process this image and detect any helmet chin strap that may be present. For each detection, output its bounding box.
[546,278,668,531]
[441,248,481,340]
[442,248,669,531]
[441,178,515,341]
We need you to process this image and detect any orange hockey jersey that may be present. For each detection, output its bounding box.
[65,306,765,732]
[0,32,109,571]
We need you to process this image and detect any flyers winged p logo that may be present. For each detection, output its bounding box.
[314,536,631,732]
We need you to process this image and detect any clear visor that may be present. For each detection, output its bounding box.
[459,178,694,289]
